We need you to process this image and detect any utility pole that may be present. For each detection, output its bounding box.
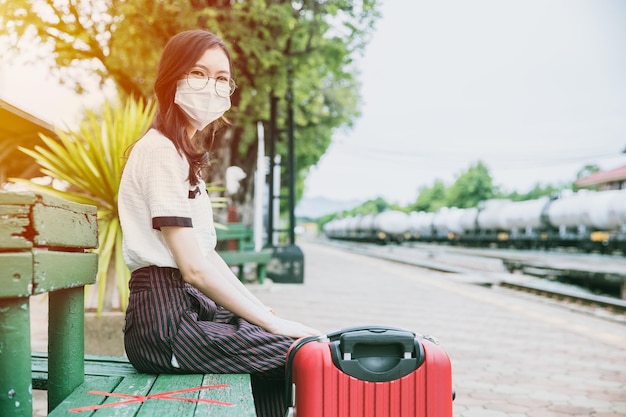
[286,64,296,245]
[264,64,305,283]
[267,93,278,247]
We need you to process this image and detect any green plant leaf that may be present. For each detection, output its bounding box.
[11,97,157,314]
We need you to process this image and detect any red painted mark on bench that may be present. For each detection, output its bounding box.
[69,384,234,412]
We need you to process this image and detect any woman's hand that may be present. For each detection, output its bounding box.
[265,316,322,339]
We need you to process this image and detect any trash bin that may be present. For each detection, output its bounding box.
[266,245,304,283]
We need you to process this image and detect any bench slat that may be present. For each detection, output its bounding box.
[32,352,138,389]
[31,196,98,248]
[34,250,98,293]
[0,203,33,249]
[79,355,138,376]
[196,374,257,417]
[47,375,123,417]
[135,374,205,417]
[219,250,272,264]
[0,191,98,250]
[0,252,32,297]
[92,373,158,417]
[216,229,251,240]
[0,250,98,297]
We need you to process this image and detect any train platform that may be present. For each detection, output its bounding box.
[30,239,626,416]
[257,240,626,417]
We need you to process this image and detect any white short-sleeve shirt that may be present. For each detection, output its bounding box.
[118,128,217,272]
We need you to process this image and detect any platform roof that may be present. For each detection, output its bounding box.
[0,98,57,182]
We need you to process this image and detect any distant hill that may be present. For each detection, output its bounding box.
[296,196,362,219]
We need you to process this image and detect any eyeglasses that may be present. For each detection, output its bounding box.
[185,70,237,97]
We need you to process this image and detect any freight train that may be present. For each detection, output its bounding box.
[323,189,626,253]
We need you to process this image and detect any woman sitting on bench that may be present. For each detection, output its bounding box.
[117,29,320,417]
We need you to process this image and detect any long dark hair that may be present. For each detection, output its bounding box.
[152,29,232,185]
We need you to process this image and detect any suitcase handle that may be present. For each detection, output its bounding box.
[327,325,414,340]
[329,328,425,382]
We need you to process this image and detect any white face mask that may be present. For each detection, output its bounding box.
[174,79,231,131]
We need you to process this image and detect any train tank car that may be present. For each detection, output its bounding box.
[372,210,411,243]
[355,214,376,241]
[431,207,465,242]
[323,190,626,254]
[547,189,626,251]
[472,199,512,245]
[498,196,553,248]
[408,211,435,240]
[458,207,479,236]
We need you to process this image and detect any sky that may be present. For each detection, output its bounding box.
[2,0,626,206]
[0,41,112,129]
[303,0,626,204]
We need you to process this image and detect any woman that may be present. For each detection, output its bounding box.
[118,29,319,417]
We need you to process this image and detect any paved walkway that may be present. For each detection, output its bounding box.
[31,239,626,416]
[253,240,626,417]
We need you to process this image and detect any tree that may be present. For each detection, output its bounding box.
[351,197,389,215]
[1,0,381,223]
[502,182,565,201]
[575,163,601,180]
[408,179,448,212]
[446,161,494,208]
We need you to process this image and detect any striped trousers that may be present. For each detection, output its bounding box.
[123,266,294,417]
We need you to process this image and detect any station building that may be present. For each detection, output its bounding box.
[575,164,626,191]
[0,98,56,184]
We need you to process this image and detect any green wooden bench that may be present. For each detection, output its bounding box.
[32,352,254,417]
[0,191,255,417]
[217,223,272,284]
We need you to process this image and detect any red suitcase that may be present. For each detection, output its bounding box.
[285,326,453,417]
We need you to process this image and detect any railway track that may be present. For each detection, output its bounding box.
[321,239,626,318]
[497,280,626,314]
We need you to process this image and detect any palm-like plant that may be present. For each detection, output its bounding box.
[12,98,157,314]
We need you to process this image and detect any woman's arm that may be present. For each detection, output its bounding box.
[161,226,319,338]
[204,249,269,311]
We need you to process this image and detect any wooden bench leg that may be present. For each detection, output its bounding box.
[48,287,85,412]
[0,297,32,417]
[257,265,266,285]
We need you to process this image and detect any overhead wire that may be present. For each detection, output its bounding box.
[328,140,624,170]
